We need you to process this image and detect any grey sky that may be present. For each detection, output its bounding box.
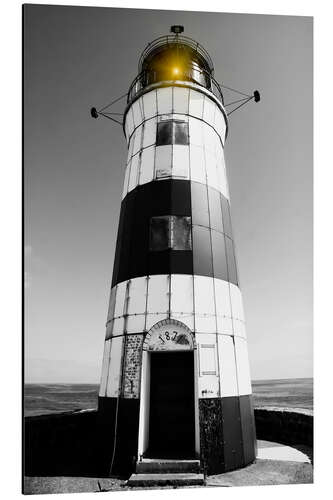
[24,5,313,383]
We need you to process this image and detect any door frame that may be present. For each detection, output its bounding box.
[137,320,200,459]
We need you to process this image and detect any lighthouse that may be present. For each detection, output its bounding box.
[97,27,257,476]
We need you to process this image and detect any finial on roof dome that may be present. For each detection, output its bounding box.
[170,25,184,34]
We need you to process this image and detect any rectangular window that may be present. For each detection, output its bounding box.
[174,121,189,144]
[149,216,170,251]
[172,216,192,250]
[156,121,173,146]
[150,215,192,251]
[156,120,189,146]
[199,344,217,376]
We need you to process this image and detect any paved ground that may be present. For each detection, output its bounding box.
[256,439,311,463]
[24,440,313,494]
[206,459,313,487]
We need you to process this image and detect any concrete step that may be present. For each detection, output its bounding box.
[127,473,205,487]
[136,458,200,474]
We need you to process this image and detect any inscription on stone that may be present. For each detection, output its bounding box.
[143,319,194,351]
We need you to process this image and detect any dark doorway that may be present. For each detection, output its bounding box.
[147,351,195,458]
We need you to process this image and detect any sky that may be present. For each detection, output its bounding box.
[24,5,313,383]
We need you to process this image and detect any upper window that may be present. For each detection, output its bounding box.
[150,215,192,251]
[156,120,189,146]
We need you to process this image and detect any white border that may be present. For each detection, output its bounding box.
[2,1,330,499]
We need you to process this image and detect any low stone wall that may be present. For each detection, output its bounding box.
[24,410,101,477]
[24,407,313,477]
[254,408,313,448]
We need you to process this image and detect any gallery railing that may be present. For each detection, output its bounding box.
[127,68,224,105]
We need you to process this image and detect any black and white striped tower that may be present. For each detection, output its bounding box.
[98,27,257,475]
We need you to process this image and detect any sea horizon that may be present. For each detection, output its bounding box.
[25,376,313,385]
[24,377,313,418]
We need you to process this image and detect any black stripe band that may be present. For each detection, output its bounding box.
[112,179,238,287]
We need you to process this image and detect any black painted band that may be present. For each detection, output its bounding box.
[199,394,256,474]
[97,394,256,475]
[112,179,238,287]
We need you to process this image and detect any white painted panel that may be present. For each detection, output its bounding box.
[126,314,146,334]
[126,134,135,164]
[214,278,232,318]
[216,162,228,199]
[107,286,117,322]
[127,277,147,315]
[205,149,218,190]
[112,317,125,336]
[216,142,225,167]
[174,113,188,122]
[212,132,222,156]
[189,145,206,184]
[203,123,217,153]
[147,275,169,314]
[157,87,173,115]
[189,117,203,147]
[139,97,145,124]
[195,315,216,333]
[138,350,151,454]
[216,316,233,334]
[106,336,124,397]
[146,312,168,331]
[216,146,228,197]
[139,147,155,185]
[194,276,216,333]
[126,107,135,138]
[138,350,150,455]
[142,118,157,148]
[142,90,157,120]
[199,343,217,375]
[203,96,216,125]
[218,335,238,397]
[198,374,219,398]
[233,319,247,339]
[196,333,217,344]
[214,109,226,145]
[114,281,127,317]
[173,87,189,114]
[122,161,130,199]
[128,153,140,192]
[132,126,142,155]
[234,337,252,395]
[155,145,172,178]
[189,89,204,119]
[172,145,189,178]
[215,144,225,168]
[99,339,112,396]
[170,274,194,314]
[105,322,113,341]
[170,312,194,331]
[194,276,215,316]
[124,115,131,140]
[132,99,143,128]
[230,283,245,321]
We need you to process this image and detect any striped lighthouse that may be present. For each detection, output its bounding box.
[98,28,257,476]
